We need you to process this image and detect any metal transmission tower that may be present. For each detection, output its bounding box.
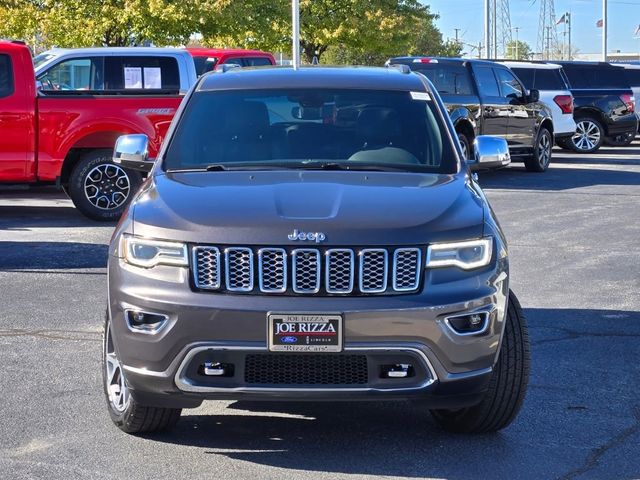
[497,0,513,58]
[536,0,560,60]
[484,0,513,58]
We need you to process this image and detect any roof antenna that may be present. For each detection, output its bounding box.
[292,0,300,69]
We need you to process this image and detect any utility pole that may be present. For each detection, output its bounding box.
[484,0,491,59]
[602,0,607,61]
[292,0,300,68]
[492,0,498,58]
[513,26,520,59]
[454,28,461,44]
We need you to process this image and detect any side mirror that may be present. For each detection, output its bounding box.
[113,134,154,172]
[527,88,540,103]
[468,136,510,171]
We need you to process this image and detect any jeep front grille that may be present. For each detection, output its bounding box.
[192,246,422,295]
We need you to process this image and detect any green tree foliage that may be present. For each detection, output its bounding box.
[0,0,458,65]
[505,40,533,60]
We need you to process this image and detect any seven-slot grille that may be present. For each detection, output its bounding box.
[192,246,422,295]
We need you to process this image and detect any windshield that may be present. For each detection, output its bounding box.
[33,52,57,69]
[163,88,456,173]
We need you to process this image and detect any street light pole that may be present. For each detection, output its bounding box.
[292,0,300,69]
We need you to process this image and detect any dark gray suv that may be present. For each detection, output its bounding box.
[105,66,530,435]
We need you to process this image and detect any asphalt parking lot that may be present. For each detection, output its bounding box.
[1,143,639,480]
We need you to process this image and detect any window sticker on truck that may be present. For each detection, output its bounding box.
[143,68,162,89]
[124,67,142,88]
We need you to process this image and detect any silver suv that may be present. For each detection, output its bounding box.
[104,66,530,435]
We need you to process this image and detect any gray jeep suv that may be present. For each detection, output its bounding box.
[105,66,530,435]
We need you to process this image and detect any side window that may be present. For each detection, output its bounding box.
[0,54,14,98]
[37,57,104,91]
[222,57,244,67]
[495,68,524,100]
[511,68,534,89]
[242,57,273,67]
[105,56,180,91]
[193,56,218,76]
[473,66,500,97]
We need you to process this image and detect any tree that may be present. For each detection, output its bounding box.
[505,40,532,60]
[0,0,202,49]
[0,0,460,64]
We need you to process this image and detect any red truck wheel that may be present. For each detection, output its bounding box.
[68,150,142,221]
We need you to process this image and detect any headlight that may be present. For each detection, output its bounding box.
[121,234,188,268]
[426,238,493,270]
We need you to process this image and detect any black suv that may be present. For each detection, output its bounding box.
[387,57,554,172]
[554,61,637,153]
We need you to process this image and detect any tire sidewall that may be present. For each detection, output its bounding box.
[68,150,142,222]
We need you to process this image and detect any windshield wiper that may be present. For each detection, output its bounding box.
[205,164,230,171]
[296,162,412,172]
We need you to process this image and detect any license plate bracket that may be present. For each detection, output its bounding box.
[268,313,343,352]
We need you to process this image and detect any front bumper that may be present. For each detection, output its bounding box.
[108,245,509,409]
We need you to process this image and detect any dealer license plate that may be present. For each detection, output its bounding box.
[268,313,343,352]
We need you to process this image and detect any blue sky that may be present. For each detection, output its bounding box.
[427,0,640,55]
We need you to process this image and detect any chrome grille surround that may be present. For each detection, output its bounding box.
[224,247,254,292]
[392,248,422,291]
[292,248,321,293]
[193,245,422,295]
[359,249,388,293]
[258,248,287,293]
[325,249,355,294]
[192,246,221,290]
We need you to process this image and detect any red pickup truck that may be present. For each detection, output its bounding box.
[0,40,197,220]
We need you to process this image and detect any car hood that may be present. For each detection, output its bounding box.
[131,170,485,245]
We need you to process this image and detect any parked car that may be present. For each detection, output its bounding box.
[387,57,554,172]
[0,41,197,220]
[553,61,637,153]
[104,65,530,435]
[499,61,576,145]
[609,63,640,145]
[186,48,276,76]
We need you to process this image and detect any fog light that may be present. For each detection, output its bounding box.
[124,309,168,334]
[381,364,414,378]
[445,312,489,335]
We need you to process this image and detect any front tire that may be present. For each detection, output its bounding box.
[103,313,181,434]
[525,127,552,172]
[68,149,142,221]
[430,291,530,433]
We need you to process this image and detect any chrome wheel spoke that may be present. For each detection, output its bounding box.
[105,332,130,413]
[84,163,131,210]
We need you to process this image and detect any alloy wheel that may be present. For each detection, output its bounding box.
[459,136,468,160]
[84,164,131,210]
[538,132,551,168]
[105,325,130,413]
[572,120,601,152]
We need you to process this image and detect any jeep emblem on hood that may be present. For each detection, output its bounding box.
[288,229,326,243]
